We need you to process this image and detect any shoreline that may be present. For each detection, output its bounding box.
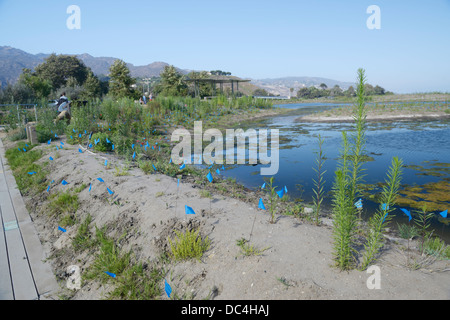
[269,93,450,105]
[297,112,450,123]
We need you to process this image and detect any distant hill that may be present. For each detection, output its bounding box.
[0,46,355,96]
[0,46,48,86]
[75,53,188,78]
[0,46,189,87]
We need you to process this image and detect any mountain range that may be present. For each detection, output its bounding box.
[0,46,355,95]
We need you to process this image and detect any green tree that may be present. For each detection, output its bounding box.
[253,88,270,96]
[34,54,89,89]
[345,86,356,97]
[330,85,343,97]
[19,68,52,99]
[108,59,137,99]
[373,85,385,95]
[83,71,102,99]
[155,65,187,97]
[296,87,310,98]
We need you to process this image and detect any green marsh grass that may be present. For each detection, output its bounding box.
[106,262,164,300]
[72,214,95,252]
[5,142,48,195]
[168,228,210,262]
[263,176,279,224]
[236,238,269,257]
[85,227,131,282]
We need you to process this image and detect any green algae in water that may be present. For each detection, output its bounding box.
[396,180,450,212]
[404,161,450,178]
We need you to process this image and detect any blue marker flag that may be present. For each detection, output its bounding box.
[132,152,136,159]
[439,210,448,218]
[284,186,288,193]
[104,271,116,278]
[165,279,172,298]
[382,203,389,211]
[258,198,266,210]
[152,164,157,171]
[355,199,363,209]
[106,187,114,195]
[261,182,266,189]
[49,156,53,161]
[216,168,220,175]
[112,144,115,151]
[105,160,108,166]
[58,226,66,233]
[185,205,196,215]
[177,178,180,187]
[400,208,412,221]
[179,163,185,170]
[79,148,83,153]
[97,178,104,182]
[46,185,51,192]
[28,171,36,175]
[61,180,68,185]
[89,183,92,192]
[277,189,284,198]
[207,172,213,183]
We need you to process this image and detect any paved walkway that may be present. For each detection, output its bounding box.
[0,137,59,300]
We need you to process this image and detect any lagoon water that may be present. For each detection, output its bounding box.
[217,102,450,241]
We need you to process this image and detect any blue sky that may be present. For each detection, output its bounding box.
[0,0,449,93]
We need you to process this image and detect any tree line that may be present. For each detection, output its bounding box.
[296,82,390,99]
[252,82,391,99]
[0,54,239,104]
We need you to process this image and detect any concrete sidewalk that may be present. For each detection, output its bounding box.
[0,138,59,300]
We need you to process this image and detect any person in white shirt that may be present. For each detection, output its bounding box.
[56,92,71,122]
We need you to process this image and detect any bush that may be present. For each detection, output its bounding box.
[91,132,113,152]
[168,228,210,261]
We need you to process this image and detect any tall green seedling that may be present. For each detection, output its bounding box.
[331,68,368,270]
[360,156,403,270]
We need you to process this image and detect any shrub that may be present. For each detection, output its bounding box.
[168,228,210,261]
[91,132,113,152]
